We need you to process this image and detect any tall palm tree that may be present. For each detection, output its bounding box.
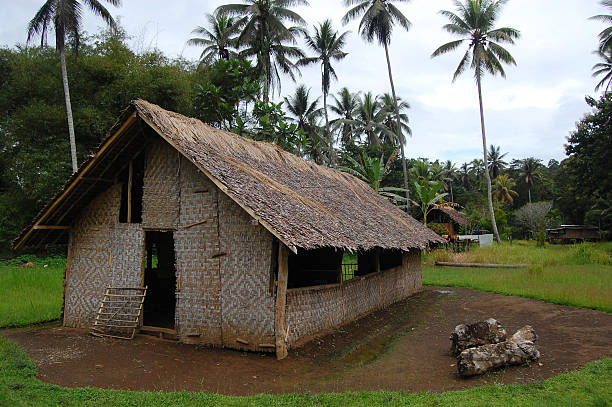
[409,158,431,183]
[590,0,612,52]
[493,174,518,205]
[298,20,349,166]
[488,144,507,178]
[431,0,520,244]
[342,0,413,208]
[516,157,542,204]
[592,48,612,93]
[379,93,412,146]
[284,85,325,162]
[187,12,242,65]
[27,0,120,173]
[330,87,360,146]
[340,92,392,147]
[217,0,308,103]
[340,150,397,193]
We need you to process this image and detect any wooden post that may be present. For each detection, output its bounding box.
[127,160,133,223]
[275,244,289,360]
[375,248,381,274]
[62,233,73,326]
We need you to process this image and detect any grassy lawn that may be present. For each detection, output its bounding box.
[0,256,65,327]
[423,241,612,313]
[0,336,609,407]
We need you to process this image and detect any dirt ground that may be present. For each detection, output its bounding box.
[3,287,612,396]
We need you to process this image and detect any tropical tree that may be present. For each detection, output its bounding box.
[431,0,520,244]
[217,0,308,103]
[330,87,360,146]
[514,157,543,204]
[298,20,349,166]
[411,181,448,225]
[187,11,242,65]
[409,159,431,183]
[27,0,121,173]
[342,0,413,208]
[340,92,392,147]
[340,149,397,193]
[493,174,518,204]
[283,85,325,160]
[592,48,612,93]
[488,144,507,178]
[283,84,321,130]
[379,93,411,146]
[442,160,457,202]
[590,0,612,52]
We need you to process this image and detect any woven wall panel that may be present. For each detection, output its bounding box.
[174,158,222,344]
[110,224,144,288]
[142,139,180,229]
[64,185,122,328]
[218,193,275,351]
[285,250,422,347]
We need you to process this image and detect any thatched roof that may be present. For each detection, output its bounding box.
[14,100,443,252]
[432,205,468,227]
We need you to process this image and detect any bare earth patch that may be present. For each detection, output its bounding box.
[3,287,611,396]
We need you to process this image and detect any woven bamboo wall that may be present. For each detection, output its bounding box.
[218,192,276,351]
[142,139,180,229]
[64,184,144,327]
[174,157,223,344]
[285,250,422,347]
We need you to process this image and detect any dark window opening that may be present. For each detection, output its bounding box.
[119,151,144,223]
[287,247,343,289]
[143,231,176,329]
[357,249,378,277]
[380,249,403,271]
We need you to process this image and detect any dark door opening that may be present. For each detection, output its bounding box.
[143,231,176,329]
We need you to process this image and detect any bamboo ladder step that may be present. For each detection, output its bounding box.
[90,285,147,340]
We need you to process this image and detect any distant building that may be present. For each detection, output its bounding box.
[429,204,468,237]
[546,225,601,244]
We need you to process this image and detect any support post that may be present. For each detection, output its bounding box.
[275,244,289,360]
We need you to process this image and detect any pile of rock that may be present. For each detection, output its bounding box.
[450,319,540,377]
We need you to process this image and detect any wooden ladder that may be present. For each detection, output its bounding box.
[90,286,147,340]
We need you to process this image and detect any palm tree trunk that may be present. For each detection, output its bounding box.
[323,90,334,167]
[60,47,78,173]
[528,187,531,204]
[383,43,410,210]
[476,72,502,245]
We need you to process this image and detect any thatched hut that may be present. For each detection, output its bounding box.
[429,204,468,236]
[13,100,443,358]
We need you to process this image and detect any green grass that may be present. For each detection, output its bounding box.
[0,337,610,407]
[0,256,65,327]
[423,241,612,313]
[425,241,612,267]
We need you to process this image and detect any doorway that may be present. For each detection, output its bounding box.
[143,231,176,329]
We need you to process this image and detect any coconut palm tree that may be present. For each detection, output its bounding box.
[411,181,448,226]
[410,159,432,183]
[187,12,243,65]
[488,144,507,179]
[443,160,457,202]
[217,0,308,103]
[27,0,120,173]
[342,0,413,208]
[284,85,321,129]
[516,157,543,204]
[298,20,349,166]
[340,150,397,193]
[592,48,612,93]
[330,87,360,147]
[591,0,612,52]
[493,174,518,205]
[431,0,520,244]
[379,93,412,146]
[339,92,392,147]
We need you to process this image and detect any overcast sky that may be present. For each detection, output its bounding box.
[2,0,608,165]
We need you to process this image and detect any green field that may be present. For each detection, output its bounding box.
[0,336,609,407]
[422,241,612,313]
[0,256,65,327]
